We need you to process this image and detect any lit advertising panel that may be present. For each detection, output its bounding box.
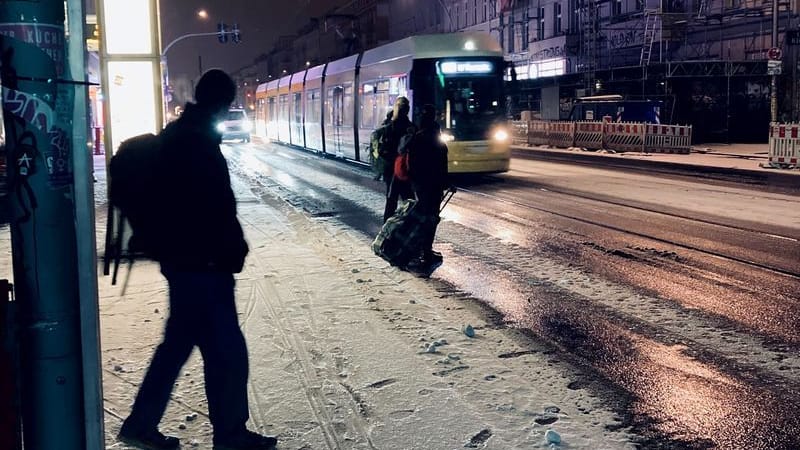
[102,0,154,54]
[105,61,159,151]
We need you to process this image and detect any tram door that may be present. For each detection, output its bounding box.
[329,86,344,157]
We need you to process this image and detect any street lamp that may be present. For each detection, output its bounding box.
[161,13,240,120]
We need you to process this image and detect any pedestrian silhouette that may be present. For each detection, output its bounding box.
[118,69,277,450]
[382,96,414,222]
[407,104,449,266]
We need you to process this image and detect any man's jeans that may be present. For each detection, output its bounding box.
[124,267,249,438]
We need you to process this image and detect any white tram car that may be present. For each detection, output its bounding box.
[255,32,511,174]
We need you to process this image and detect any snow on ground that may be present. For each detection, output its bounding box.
[1,157,637,449]
[99,171,637,449]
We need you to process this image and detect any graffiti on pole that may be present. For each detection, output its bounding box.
[2,88,71,187]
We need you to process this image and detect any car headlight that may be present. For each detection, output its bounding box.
[493,129,509,142]
[439,132,455,143]
[242,121,252,132]
[216,122,226,133]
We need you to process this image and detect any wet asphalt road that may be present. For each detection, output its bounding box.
[223,140,800,449]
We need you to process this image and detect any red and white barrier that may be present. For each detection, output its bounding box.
[603,122,645,153]
[574,122,604,150]
[645,124,692,154]
[528,120,549,146]
[510,119,695,155]
[768,123,799,168]
[510,121,528,145]
[547,122,575,148]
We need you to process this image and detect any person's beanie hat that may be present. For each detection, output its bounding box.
[195,69,236,108]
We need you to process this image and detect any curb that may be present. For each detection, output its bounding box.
[512,146,800,192]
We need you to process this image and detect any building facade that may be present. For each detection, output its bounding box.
[251,0,799,142]
[441,0,800,141]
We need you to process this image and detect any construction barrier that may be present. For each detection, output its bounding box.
[604,122,645,153]
[511,119,695,154]
[510,121,528,146]
[574,121,604,150]
[767,123,800,168]
[645,124,692,154]
[528,120,549,146]
[547,122,575,148]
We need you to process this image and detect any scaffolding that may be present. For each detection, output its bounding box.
[640,8,661,66]
[578,0,603,91]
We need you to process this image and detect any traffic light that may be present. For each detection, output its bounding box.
[217,22,228,43]
[232,23,241,44]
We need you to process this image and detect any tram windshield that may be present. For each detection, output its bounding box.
[440,77,503,140]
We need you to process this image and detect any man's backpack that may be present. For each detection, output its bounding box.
[108,133,164,258]
[370,126,388,176]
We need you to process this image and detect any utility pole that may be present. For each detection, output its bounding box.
[0,0,86,448]
[771,0,779,122]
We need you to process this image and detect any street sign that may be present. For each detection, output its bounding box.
[767,60,782,75]
[767,47,782,60]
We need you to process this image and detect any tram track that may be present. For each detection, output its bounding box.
[227,142,799,283]
[480,172,800,241]
[454,184,800,281]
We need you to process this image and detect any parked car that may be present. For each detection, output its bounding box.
[216,108,252,142]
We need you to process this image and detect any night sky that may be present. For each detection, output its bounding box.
[159,1,307,81]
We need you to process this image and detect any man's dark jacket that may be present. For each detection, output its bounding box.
[155,103,248,273]
[408,122,449,193]
[383,116,414,161]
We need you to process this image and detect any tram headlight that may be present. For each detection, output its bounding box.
[492,128,509,142]
[216,122,226,133]
[439,132,455,144]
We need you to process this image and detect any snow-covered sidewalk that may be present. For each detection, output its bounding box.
[95,168,637,449]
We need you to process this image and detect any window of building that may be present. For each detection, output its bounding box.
[613,0,622,16]
[508,20,515,53]
[538,7,545,40]
[522,14,529,50]
[482,0,487,22]
[554,3,562,34]
[464,0,468,27]
[570,0,579,32]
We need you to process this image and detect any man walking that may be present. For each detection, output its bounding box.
[381,96,414,222]
[407,104,450,267]
[118,69,276,450]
